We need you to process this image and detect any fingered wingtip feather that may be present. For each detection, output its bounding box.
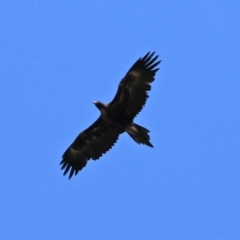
[69,167,75,179]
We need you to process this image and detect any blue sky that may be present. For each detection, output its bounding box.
[1,1,240,239]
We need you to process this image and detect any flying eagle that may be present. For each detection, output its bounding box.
[60,52,161,179]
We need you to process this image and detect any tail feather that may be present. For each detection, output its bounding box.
[127,123,153,147]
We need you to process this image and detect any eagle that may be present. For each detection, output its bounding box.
[60,52,161,179]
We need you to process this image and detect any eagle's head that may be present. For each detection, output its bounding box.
[92,101,106,111]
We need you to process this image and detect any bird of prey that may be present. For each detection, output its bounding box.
[60,52,161,179]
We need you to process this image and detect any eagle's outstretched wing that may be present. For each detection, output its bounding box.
[60,117,123,179]
[109,52,161,119]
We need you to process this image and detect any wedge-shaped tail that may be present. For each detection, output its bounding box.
[127,123,153,147]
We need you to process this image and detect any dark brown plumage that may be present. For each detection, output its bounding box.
[60,52,161,179]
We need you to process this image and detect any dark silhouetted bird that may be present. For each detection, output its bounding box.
[60,52,161,179]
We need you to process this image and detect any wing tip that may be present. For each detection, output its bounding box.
[139,51,161,72]
[60,154,86,180]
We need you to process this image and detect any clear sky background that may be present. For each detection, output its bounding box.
[1,1,240,239]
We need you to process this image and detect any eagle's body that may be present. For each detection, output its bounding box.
[60,52,161,179]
